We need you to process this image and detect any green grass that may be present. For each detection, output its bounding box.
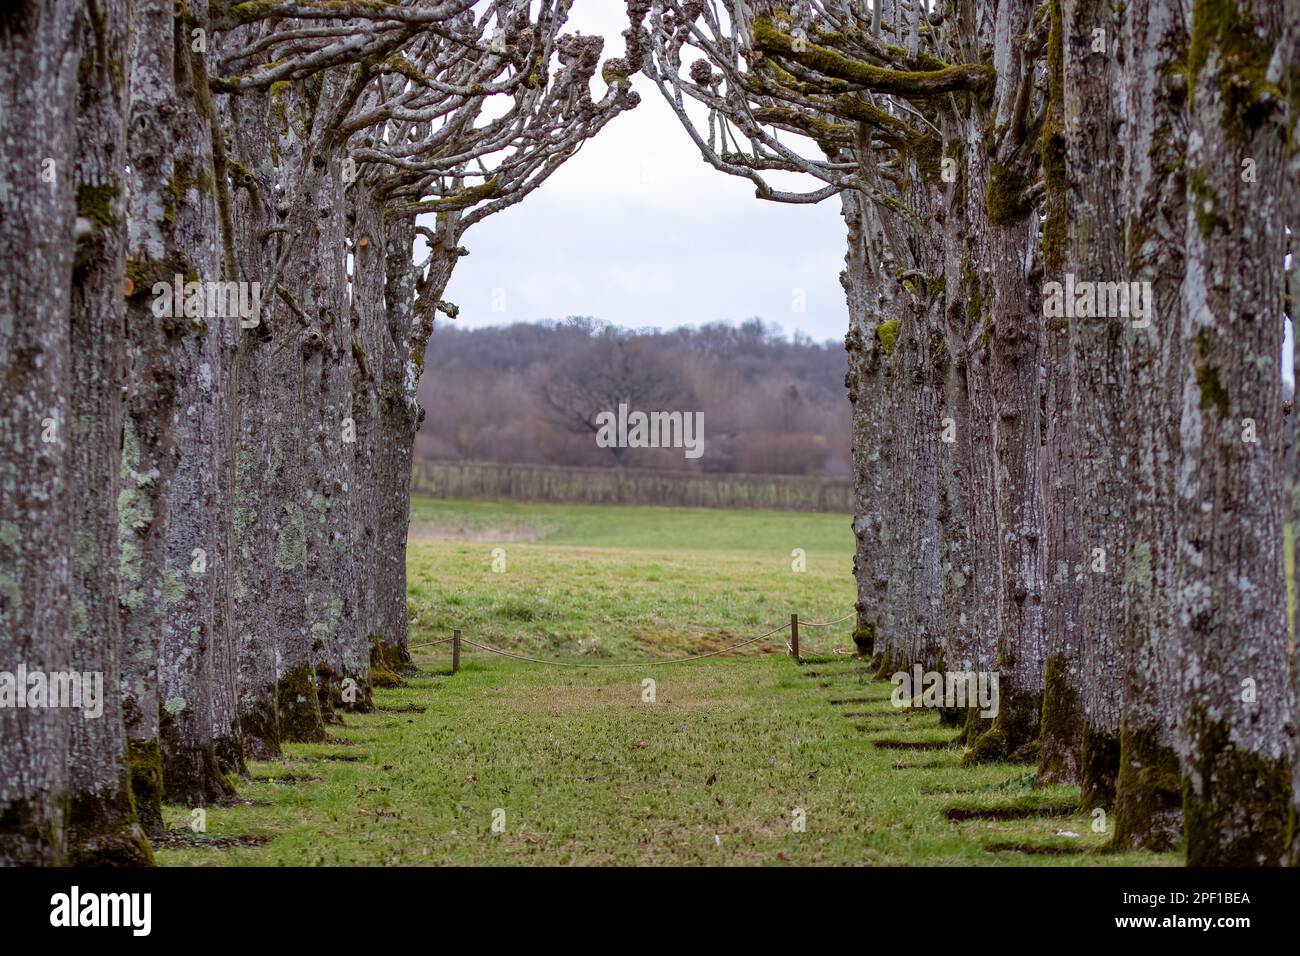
[155,657,1177,866]
[408,497,853,552]
[154,499,1181,866]
[406,497,855,660]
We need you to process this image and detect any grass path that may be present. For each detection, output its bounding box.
[155,500,1182,865]
[157,651,1178,866]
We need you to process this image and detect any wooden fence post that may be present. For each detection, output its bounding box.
[452,629,461,674]
[790,613,800,663]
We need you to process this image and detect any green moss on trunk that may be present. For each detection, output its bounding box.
[963,686,1041,765]
[370,634,411,685]
[277,663,329,743]
[159,711,237,806]
[1110,724,1182,852]
[212,728,247,778]
[341,669,375,713]
[960,706,993,747]
[1188,0,1281,143]
[67,767,155,866]
[1037,655,1082,783]
[314,662,345,726]
[125,737,164,838]
[238,689,282,761]
[985,162,1033,225]
[1078,721,1120,812]
[1182,709,1290,865]
[0,794,67,864]
[851,621,876,656]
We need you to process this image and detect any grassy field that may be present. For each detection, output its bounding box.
[406,498,856,659]
[155,498,1180,866]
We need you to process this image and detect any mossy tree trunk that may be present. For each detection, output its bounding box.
[66,0,154,865]
[1175,0,1293,866]
[887,167,948,678]
[156,0,238,808]
[267,77,333,744]
[347,185,392,709]
[841,191,890,666]
[1060,0,1127,805]
[304,121,358,726]
[119,0,187,837]
[1110,0,1188,851]
[935,119,977,730]
[1036,0,1084,785]
[226,78,283,761]
[964,0,1046,765]
[1286,0,1300,870]
[956,185,999,747]
[0,0,81,866]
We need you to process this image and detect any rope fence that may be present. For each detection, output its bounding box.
[405,612,857,673]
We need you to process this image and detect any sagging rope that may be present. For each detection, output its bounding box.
[405,612,855,668]
[799,614,855,628]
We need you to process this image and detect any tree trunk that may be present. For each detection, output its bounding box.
[303,135,357,724]
[1061,0,1127,809]
[155,0,238,807]
[268,76,332,743]
[1286,0,1300,870]
[66,0,154,865]
[1110,0,1188,850]
[841,192,889,663]
[1035,0,1083,785]
[120,0,182,836]
[227,81,283,760]
[964,0,1045,764]
[1175,0,1292,866]
[371,219,460,674]
[0,0,81,866]
[349,184,390,700]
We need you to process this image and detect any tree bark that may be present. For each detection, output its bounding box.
[66,0,154,864]
[155,0,238,807]
[227,80,283,760]
[269,77,332,743]
[1061,0,1128,809]
[1110,0,1188,850]
[842,191,889,664]
[349,184,389,698]
[1176,0,1292,866]
[1037,0,1084,785]
[0,0,81,866]
[1285,0,1300,870]
[964,0,1045,764]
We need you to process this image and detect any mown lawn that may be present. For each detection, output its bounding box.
[155,498,1181,866]
[406,497,856,659]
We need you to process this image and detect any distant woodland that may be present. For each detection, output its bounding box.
[416,317,852,476]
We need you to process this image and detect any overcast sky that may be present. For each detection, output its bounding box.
[439,4,849,344]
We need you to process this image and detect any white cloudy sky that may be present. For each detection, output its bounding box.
[439,3,850,343]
